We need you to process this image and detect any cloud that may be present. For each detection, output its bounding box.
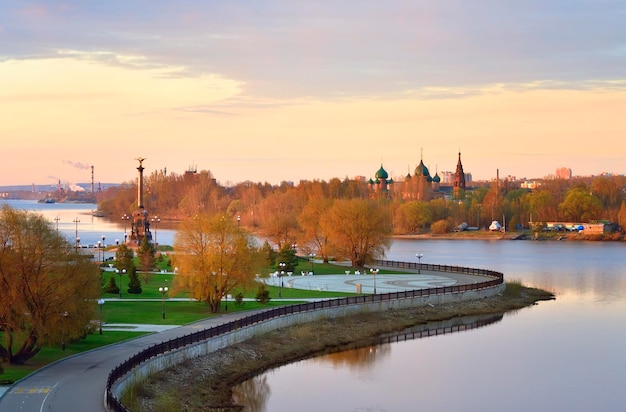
[1,1,624,100]
[63,160,91,170]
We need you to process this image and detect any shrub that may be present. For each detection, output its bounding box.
[104,275,120,294]
[431,219,450,234]
[234,292,245,307]
[127,269,143,294]
[255,284,271,304]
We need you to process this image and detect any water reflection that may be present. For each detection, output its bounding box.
[232,375,270,412]
[236,239,626,412]
[234,314,503,412]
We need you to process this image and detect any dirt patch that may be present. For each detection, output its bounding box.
[132,285,554,411]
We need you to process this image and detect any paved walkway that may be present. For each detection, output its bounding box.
[261,270,463,294]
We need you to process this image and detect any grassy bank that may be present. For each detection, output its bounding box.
[132,282,554,412]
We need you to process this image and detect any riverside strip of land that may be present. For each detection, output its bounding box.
[132,282,554,411]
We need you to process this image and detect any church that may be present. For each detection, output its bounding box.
[368,152,466,201]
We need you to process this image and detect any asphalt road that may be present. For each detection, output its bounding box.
[0,312,254,412]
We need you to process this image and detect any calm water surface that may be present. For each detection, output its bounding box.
[0,199,177,252]
[4,200,625,410]
[237,239,626,412]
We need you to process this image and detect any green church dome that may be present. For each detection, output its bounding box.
[375,165,389,180]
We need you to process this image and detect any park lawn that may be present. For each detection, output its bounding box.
[100,272,189,299]
[0,331,147,384]
[3,260,413,384]
[102,301,214,324]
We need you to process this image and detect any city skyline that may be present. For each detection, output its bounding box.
[1,1,625,186]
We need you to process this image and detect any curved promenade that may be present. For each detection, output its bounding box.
[0,260,503,412]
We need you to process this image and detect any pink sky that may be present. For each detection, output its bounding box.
[1,1,625,187]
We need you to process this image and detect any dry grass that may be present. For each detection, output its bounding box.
[133,283,554,411]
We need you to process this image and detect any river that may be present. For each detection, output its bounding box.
[236,239,626,412]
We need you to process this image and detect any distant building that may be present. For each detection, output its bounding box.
[453,152,466,199]
[521,181,542,190]
[556,167,572,179]
[368,151,467,201]
[368,164,393,199]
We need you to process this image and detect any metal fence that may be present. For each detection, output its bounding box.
[105,260,503,411]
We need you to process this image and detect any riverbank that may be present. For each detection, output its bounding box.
[132,283,554,411]
[394,231,625,241]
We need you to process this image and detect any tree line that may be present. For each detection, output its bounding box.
[100,169,626,243]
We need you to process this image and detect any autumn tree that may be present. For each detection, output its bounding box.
[0,206,100,364]
[115,243,135,273]
[173,213,261,313]
[396,201,433,233]
[257,191,301,249]
[559,187,602,222]
[528,190,556,224]
[298,196,333,261]
[321,199,392,267]
[137,237,155,284]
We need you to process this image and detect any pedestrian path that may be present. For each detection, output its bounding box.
[261,271,458,294]
[102,323,180,332]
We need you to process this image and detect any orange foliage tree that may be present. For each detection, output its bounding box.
[0,206,100,364]
[173,213,261,313]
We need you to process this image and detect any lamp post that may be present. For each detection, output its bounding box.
[101,235,106,262]
[278,262,286,298]
[54,216,60,237]
[97,299,105,334]
[151,216,160,246]
[237,215,241,226]
[159,286,168,319]
[116,269,126,298]
[370,268,379,294]
[416,253,423,274]
[97,241,102,264]
[73,217,80,252]
[122,214,131,243]
[60,311,68,350]
[309,253,315,274]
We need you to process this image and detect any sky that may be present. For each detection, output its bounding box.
[1,1,625,187]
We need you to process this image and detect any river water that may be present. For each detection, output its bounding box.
[3,200,625,411]
[237,239,626,412]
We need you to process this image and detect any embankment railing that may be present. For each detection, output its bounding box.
[105,260,503,411]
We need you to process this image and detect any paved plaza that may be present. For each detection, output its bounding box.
[261,270,459,295]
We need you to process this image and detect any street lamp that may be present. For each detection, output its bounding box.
[97,241,102,264]
[237,215,241,226]
[122,214,131,243]
[115,268,126,298]
[54,216,60,237]
[416,253,423,274]
[370,268,379,294]
[151,216,160,246]
[60,311,68,350]
[101,235,106,262]
[308,253,315,274]
[159,286,168,319]
[278,262,286,298]
[97,299,105,335]
[73,217,80,252]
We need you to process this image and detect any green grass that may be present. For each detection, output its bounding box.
[0,259,417,384]
[1,331,146,384]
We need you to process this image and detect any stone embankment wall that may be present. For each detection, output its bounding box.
[111,280,504,401]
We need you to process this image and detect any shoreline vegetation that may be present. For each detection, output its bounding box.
[393,230,625,242]
[131,283,554,412]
